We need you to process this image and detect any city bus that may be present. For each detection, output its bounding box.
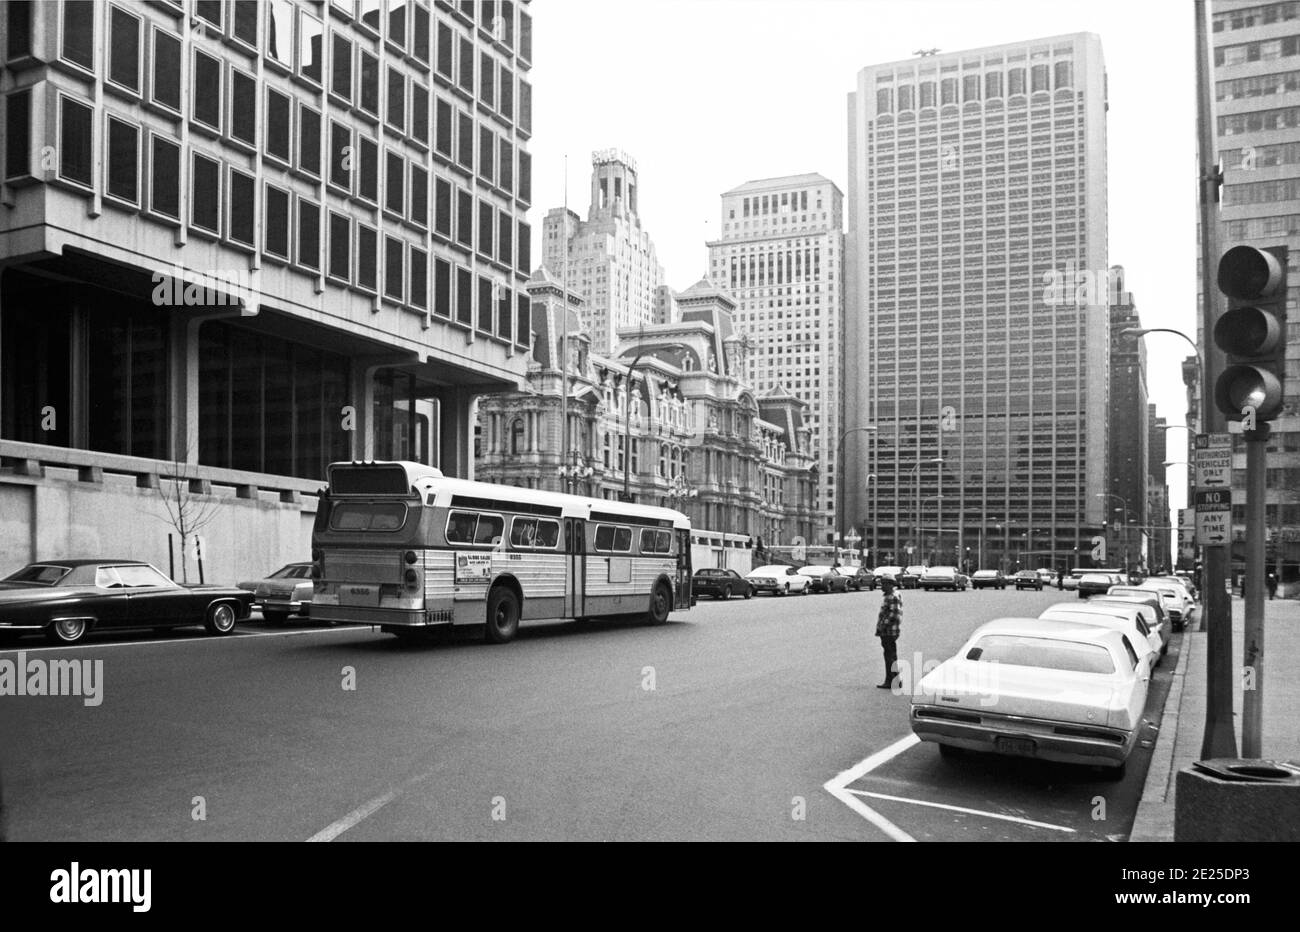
[309,461,693,643]
[689,531,753,574]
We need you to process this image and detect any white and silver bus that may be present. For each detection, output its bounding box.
[309,461,693,643]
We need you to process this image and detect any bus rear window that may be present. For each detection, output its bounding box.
[595,524,632,552]
[328,502,408,531]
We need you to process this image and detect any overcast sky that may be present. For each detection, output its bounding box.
[529,0,1201,514]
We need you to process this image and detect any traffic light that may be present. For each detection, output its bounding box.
[1214,244,1289,422]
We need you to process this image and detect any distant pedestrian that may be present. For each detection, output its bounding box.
[1057,568,1064,589]
[876,576,903,690]
[1267,572,1278,600]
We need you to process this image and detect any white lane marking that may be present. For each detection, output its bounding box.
[307,770,432,842]
[846,789,1077,833]
[823,734,920,842]
[306,790,400,843]
[0,625,366,655]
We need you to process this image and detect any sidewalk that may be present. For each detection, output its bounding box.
[1130,595,1300,841]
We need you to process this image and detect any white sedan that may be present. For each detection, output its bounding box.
[911,617,1151,778]
[1130,583,1192,631]
[1039,602,1162,672]
[745,564,813,596]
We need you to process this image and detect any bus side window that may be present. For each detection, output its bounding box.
[535,520,559,548]
[510,517,537,548]
[447,511,476,544]
[475,514,504,546]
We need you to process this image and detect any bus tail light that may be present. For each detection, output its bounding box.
[311,549,323,580]
[404,568,420,590]
[404,550,418,565]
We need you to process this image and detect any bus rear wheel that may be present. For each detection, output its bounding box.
[485,587,521,644]
[647,583,672,625]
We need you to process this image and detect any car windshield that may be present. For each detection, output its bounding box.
[1016,571,1035,577]
[965,634,1116,674]
[271,564,311,579]
[4,564,71,585]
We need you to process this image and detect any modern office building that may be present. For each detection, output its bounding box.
[845,34,1110,571]
[1108,266,1149,570]
[541,150,665,356]
[476,272,818,545]
[0,0,535,581]
[1207,0,1300,589]
[1148,405,1172,572]
[706,173,843,546]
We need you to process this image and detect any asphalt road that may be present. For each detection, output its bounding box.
[0,587,1183,841]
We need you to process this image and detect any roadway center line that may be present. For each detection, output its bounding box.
[822,734,920,842]
[845,788,1077,833]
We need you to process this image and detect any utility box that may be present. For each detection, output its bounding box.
[1175,759,1300,841]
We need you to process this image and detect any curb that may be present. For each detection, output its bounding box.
[1128,614,1197,842]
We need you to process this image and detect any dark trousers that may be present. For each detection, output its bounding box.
[879,635,898,685]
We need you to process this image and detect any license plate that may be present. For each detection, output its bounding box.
[995,736,1037,757]
[340,584,379,607]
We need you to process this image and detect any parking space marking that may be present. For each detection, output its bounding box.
[823,734,920,842]
[845,789,1076,833]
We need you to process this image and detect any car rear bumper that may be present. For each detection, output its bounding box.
[255,599,307,614]
[911,706,1133,767]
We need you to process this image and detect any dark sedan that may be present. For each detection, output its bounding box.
[971,570,1006,590]
[0,560,253,645]
[1012,570,1043,591]
[834,565,876,591]
[692,568,753,600]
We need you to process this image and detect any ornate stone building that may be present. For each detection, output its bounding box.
[476,271,817,546]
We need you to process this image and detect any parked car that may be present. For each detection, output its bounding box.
[919,566,968,591]
[1039,602,1162,672]
[1088,595,1170,657]
[799,565,849,594]
[240,562,314,624]
[1061,571,1083,591]
[900,565,926,589]
[834,565,876,591]
[1131,583,1192,631]
[745,564,812,596]
[1013,570,1043,591]
[692,568,753,600]
[1076,572,1120,599]
[911,617,1151,778]
[0,560,253,645]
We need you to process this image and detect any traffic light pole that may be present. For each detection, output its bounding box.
[1243,424,1268,757]
[1195,0,1239,760]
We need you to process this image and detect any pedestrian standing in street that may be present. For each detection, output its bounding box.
[876,576,902,690]
[1267,572,1278,600]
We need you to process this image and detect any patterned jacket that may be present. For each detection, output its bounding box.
[876,591,902,638]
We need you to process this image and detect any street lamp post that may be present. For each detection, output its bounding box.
[836,426,878,556]
[907,457,944,556]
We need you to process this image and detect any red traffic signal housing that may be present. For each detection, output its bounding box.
[1214,245,1288,421]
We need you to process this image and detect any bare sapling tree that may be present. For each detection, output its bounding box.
[154,446,223,583]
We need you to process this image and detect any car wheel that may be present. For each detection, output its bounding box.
[485,587,522,643]
[646,582,672,625]
[722,586,732,600]
[1100,760,1127,782]
[263,610,290,626]
[46,618,89,645]
[743,588,752,600]
[204,602,237,636]
[779,583,789,596]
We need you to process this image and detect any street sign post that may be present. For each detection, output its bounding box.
[1194,442,1232,488]
[1195,489,1232,547]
